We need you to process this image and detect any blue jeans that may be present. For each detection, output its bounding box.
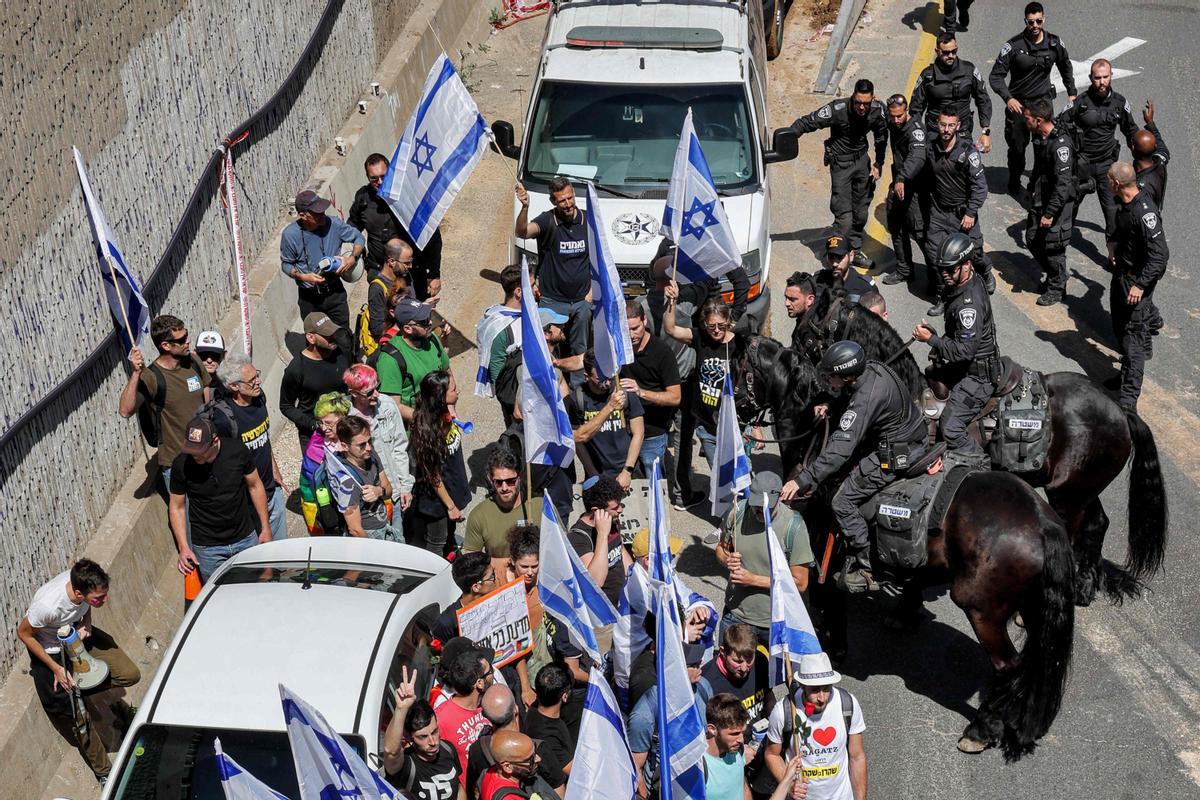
[639,433,668,476]
[267,486,288,541]
[695,425,717,467]
[719,608,770,649]
[539,296,592,356]
[194,531,259,583]
[367,519,405,543]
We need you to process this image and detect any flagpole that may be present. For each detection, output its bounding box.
[524,460,533,521]
[104,255,136,352]
[670,241,679,283]
[783,646,801,759]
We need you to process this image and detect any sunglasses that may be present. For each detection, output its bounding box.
[939,48,958,56]
[1025,17,1044,25]
[199,352,224,362]
[164,333,189,345]
[492,476,519,487]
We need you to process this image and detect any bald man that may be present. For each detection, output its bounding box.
[1133,99,1170,209]
[1059,59,1138,247]
[479,730,554,800]
[1107,161,1168,412]
[466,684,522,797]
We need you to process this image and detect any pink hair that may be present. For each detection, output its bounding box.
[343,364,379,393]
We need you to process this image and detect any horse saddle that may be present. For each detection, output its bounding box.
[861,446,983,572]
[921,356,1029,421]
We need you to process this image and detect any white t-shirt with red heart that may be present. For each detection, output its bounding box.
[765,688,866,800]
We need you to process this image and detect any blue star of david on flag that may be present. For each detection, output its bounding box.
[408,132,437,177]
[660,108,742,285]
[680,197,719,241]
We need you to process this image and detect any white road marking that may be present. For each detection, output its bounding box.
[1052,36,1146,91]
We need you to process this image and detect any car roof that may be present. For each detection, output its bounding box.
[543,0,747,84]
[148,539,450,733]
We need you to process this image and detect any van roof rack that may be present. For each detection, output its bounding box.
[565,26,724,50]
[553,0,747,12]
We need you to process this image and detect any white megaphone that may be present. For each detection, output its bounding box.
[57,625,109,691]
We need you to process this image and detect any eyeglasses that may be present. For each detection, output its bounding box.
[164,333,189,345]
[939,48,958,55]
[482,571,498,584]
[351,387,379,397]
[1025,17,1044,26]
[703,322,730,332]
[492,476,519,487]
[235,371,262,386]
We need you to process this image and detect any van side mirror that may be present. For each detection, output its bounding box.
[491,121,521,160]
[763,127,798,164]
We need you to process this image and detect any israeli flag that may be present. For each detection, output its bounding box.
[646,459,676,586]
[74,147,150,354]
[537,495,618,665]
[654,584,708,800]
[323,449,362,513]
[280,685,399,800]
[519,257,575,467]
[660,109,742,285]
[764,498,823,685]
[585,181,634,380]
[711,373,751,518]
[213,738,288,800]
[613,562,717,713]
[380,53,489,250]
[474,304,522,397]
[565,668,639,800]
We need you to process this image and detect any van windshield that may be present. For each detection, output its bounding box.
[523,81,757,194]
[107,723,367,799]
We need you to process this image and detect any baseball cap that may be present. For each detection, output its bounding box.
[825,233,852,257]
[295,189,331,214]
[747,471,783,508]
[631,528,684,559]
[394,299,434,325]
[180,417,217,456]
[303,312,339,337]
[195,331,225,354]
[538,307,569,328]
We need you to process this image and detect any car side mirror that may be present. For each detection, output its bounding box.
[763,127,798,164]
[490,120,521,160]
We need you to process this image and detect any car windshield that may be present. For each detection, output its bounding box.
[214,562,431,595]
[523,81,757,194]
[107,723,367,799]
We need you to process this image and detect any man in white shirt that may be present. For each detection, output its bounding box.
[15,559,141,784]
[763,652,867,800]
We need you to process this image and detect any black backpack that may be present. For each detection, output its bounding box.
[494,346,523,408]
[136,361,205,447]
[746,687,855,795]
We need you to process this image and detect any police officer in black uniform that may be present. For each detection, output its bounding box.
[921,110,994,316]
[989,2,1076,195]
[1024,98,1078,306]
[942,0,975,33]
[819,232,877,304]
[791,79,888,267]
[881,95,929,287]
[1107,162,1168,412]
[910,32,993,146]
[913,234,999,456]
[1058,59,1138,250]
[1133,99,1170,210]
[780,341,929,592]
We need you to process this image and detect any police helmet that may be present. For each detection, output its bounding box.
[819,340,866,378]
[934,232,975,273]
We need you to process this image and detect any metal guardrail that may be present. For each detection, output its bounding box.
[0,0,346,456]
[814,0,870,94]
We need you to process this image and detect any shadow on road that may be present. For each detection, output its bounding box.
[900,2,942,33]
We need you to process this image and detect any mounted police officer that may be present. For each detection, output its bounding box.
[1058,59,1138,253]
[881,95,929,288]
[819,232,877,304]
[988,2,1076,196]
[913,234,999,457]
[1107,162,1168,412]
[920,110,994,317]
[1024,97,1078,306]
[780,341,929,592]
[909,32,993,147]
[791,79,888,268]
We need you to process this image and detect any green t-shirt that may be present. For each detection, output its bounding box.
[722,500,815,628]
[377,335,449,405]
[462,496,544,558]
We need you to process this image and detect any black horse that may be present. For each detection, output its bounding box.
[736,317,1168,605]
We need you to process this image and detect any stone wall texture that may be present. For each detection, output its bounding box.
[0,0,421,677]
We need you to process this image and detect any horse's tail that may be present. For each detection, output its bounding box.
[997,514,1076,761]
[1124,410,1168,582]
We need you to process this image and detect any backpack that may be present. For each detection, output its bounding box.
[137,361,206,447]
[310,459,347,536]
[369,335,446,396]
[746,687,855,795]
[494,346,523,407]
[194,397,238,439]
[355,278,391,360]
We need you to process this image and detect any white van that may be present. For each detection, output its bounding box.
[491,0,798,332]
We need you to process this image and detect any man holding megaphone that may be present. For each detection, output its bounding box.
[16,559,141,785]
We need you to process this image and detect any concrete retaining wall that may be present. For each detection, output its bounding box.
[0,1,490,796]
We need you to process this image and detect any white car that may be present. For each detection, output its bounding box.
[491,0,799,333]
[100,538,458,799]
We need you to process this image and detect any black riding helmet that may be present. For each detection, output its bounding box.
[934,232,975,273]
[819,340,866,378]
